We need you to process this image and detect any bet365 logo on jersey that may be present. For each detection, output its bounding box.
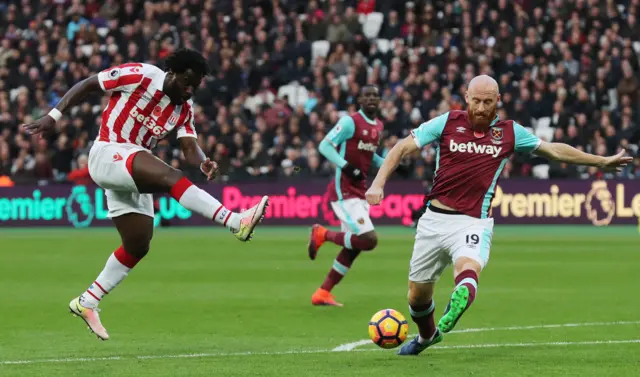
[449,139,502,158]
[130,107,165,136]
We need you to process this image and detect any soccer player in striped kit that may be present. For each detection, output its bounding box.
[22,49,269,340]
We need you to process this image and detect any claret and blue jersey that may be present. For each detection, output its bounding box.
[319,110,385,202]
[411,110,541,218]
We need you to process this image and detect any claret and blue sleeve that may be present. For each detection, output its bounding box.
[319,116,356,168]
[410,112,449,148]
[513,122,542,153]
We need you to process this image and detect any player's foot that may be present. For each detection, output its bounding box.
[68,297,109,341]
[397,330,443,356]
[311,288,343,307]
[233,196,269,242]
[308,224,327,260]
[437,285,470,333]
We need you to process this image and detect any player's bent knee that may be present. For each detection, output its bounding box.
[115,217,154,258]
[164,168,184,187]
[454,257,483,275]
[367,233,378,249]
[358,232,378,251]
[122,236,152,259]
[154,166,183,191]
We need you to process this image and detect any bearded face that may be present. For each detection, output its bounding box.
[466,90,499,128]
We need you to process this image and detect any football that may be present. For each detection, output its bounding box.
[368,308,409,349]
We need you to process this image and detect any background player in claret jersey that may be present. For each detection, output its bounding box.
[307,85,385,307]
[366,75,632,356]
[21,49,269,341]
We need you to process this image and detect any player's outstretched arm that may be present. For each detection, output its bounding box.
[535,141,633,172]
[22,75,102,135]
[366,136,418,205]
[366,112,448,205]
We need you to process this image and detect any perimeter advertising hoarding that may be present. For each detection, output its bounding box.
[0,180,638,227]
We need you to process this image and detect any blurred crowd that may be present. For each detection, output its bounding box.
[1,0,640,187]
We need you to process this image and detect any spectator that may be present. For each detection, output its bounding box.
[67,154,92,186]
[357,0,376,16]
[326,15,351,44]
[1,0,639,187]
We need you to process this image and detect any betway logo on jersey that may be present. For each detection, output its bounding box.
[130,107,165,136]
[449,139,502,158]
[357,140,377,152]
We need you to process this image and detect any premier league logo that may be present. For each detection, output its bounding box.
[65,186,95,228]
[585,181,615,226]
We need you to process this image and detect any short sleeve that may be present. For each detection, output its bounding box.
[97,63,145,92]
[176,102,197,139]
[513,122,541,153]
[325,116,356,146]
[410,112,449,148]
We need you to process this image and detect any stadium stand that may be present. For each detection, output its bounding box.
[1,0,640,187]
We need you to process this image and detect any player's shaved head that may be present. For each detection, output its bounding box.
[467,75,499,95]
[465,75,501,129]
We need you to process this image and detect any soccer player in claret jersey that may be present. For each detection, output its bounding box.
[21,49,269,340]
[307,85,385,306]
[366,75,632,356]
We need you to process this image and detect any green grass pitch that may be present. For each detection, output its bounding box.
[1,225,639,376]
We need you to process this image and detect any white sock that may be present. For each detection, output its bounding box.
[79,251,135,308]
[172,180,241,232]
[418,331,436,345]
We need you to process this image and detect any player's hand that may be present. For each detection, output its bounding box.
[366,185,384,205]
[21,115,56,136]
[200,158,218,180]
[598,150,634,172]
[342,163,364,181]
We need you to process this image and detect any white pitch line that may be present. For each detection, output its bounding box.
[430,339,640,350]
[1,356,123,365]
[2,339,640,366]
[331,320,640,351]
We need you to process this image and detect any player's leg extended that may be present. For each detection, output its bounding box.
[311,230,377,306]
[70,213,154,340]
[311,200,377,306]
[308,199,377,260]
[308,226,377,260]
[398,281,443,356]
[130,151,267,241]
[438,257,481,333]
[438,221,492,333]
[437,218,492,333]
[398,211,447,356]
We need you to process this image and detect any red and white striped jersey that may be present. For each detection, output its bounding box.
[97,63,197,150]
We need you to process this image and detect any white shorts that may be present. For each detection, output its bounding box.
[330,198,375,235]
[409,207,494,283]
[88,141,154,219]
